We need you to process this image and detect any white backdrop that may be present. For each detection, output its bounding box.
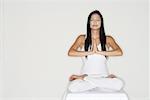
[0,0,149,100]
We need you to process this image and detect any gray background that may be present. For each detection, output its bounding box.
[0,0,149,100]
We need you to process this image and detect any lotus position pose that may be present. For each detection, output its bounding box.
[67,10,124,93]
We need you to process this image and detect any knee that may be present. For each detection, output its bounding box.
[114,78,125,91]
[67,80,81,92]
[68,85,78,92]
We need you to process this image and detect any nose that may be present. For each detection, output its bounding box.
[93,21,97,24]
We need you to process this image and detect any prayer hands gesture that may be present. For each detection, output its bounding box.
[91,38,100,54]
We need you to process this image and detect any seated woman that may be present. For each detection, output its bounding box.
[67,10,124,93]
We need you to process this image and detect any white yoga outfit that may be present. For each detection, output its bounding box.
[68,43,124,93]
[80,44,109,77]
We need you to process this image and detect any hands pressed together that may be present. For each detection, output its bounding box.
[90,38,100,54]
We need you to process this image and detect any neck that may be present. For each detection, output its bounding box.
[91,29,100,39]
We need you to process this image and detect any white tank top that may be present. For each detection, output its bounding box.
[79,44,109,77]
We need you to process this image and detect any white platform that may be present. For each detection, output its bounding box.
[65,89,129,100]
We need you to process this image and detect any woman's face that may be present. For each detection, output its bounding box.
[90,14,101,30]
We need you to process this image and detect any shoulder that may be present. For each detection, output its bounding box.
[76,34,86,42]
[77,34,86,39]
[106,35,115,43]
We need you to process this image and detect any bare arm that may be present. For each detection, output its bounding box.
[96,35,123,56]
[68,35,94,57]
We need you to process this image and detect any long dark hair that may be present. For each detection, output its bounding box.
[84,10,107,59]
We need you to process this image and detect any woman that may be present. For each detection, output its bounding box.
[67,10,124,93]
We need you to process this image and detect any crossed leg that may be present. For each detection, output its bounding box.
[68,76,124,93]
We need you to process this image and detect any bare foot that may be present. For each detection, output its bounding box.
[69,74,86,81]
[69,75,80,81]
[106,74,117,78]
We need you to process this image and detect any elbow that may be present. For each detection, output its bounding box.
[115,48,123,56]
[68,49,78,56]
[120,51,123,56]
[118,49,123,56]
[68,51,71,56]
[68,50,73,56]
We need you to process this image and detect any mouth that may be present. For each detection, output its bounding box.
[93,25,98,27]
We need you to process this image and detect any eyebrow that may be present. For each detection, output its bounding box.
[90,19,100,20]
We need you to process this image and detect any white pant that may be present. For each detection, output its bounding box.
[68,75,124,93]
